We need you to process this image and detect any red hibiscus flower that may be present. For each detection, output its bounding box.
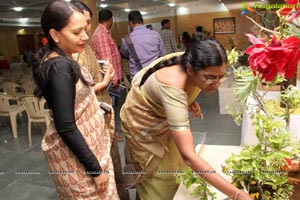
[279,0,300,21]
[245,34,300,82]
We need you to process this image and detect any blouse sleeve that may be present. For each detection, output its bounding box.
[161,86,190,131]
[143,76,190,131]
[47,59,102,177]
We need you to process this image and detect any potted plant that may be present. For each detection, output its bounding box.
[224,46,300,200]
[224,1,300,198]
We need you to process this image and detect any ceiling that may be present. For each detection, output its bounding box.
[0,0,272,27]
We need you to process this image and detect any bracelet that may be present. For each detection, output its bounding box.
[202,167,215,180]
[234,190,241,200]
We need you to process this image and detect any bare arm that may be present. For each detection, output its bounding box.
[93,62,115,92]
[171,130,252,200]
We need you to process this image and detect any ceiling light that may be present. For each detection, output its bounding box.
[124,8,131,12]
[168,3,176,7]
[13,7,23,12]
[64,0,71,2]
[177,7,188,14]
[140,11,147,15]
[100,4,108,8]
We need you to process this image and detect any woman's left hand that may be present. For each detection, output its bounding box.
[101,63,115,85]
[188,101,203,119]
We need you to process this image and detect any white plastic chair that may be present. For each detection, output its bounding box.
[19,95,47,146]
[21,81,35,95]
[0,94,26,138]
[2,81,25,97]
[19,74,32,84]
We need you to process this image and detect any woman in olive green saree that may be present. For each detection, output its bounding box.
[121,39,252,200]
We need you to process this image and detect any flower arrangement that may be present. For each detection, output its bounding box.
[224,1,300,199]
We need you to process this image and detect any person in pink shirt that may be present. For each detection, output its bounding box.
[92,9,122,86]
[92,9,124,142]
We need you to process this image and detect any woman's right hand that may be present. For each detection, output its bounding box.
[93,172,109,194]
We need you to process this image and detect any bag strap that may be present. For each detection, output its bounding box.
[124,35,143,71]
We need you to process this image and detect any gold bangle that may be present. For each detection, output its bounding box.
[202,167,215,180]
[234,190,241,200]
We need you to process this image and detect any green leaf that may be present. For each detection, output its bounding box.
[276,151,292,158]
[269,137,282,144]
[240,150,251,159]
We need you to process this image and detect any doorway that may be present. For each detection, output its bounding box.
[17,34,35,55]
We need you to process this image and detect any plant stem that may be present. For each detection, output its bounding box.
[257,184,266,200]
[244,15,278,35]
[280,78,294,130]
[285,104,290,130]
[254,91,268,116]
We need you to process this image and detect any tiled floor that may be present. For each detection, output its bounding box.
[0,90,241,200]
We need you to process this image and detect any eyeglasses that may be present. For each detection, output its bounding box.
[198,73,225,84]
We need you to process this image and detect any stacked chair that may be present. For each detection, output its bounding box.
[0,68,49,146]
[19,95,48,146]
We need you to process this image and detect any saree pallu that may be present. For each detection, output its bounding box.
[77,45,129,200]
[120,52,200,200]
[42,69,119,200]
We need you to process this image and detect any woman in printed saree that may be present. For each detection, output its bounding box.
[120,39,252,200]
[71,2,129,199]
[32,1,119,199]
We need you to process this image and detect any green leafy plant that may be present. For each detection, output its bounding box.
[226,48,239,67]
[224,109,299,200]
[224,78,300,199]
[176,167,216,200]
